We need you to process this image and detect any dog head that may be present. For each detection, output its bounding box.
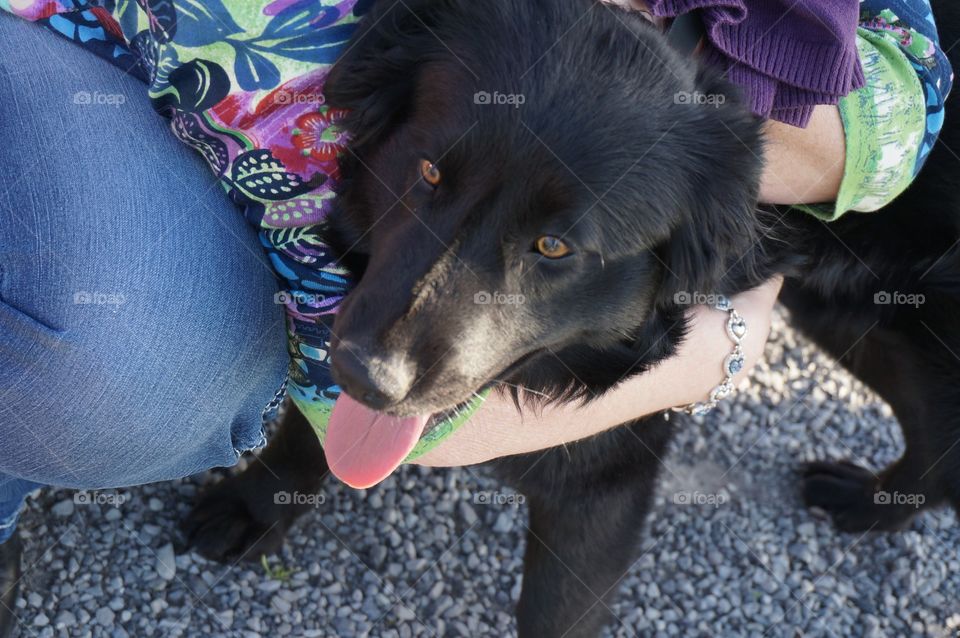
[324,0,764,417]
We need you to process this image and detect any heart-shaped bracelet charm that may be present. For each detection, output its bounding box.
[726,312,747,342]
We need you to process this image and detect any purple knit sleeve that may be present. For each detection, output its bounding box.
[649,0,864,127]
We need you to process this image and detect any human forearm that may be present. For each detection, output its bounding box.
[414,277,783,467]
[759,104,845,205]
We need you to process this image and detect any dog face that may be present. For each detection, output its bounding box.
[324,0,763,417]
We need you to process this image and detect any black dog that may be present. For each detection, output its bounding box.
[185,1,960,635]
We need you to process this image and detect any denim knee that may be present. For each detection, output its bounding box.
[0,276,287,489]
[0,11,288,490]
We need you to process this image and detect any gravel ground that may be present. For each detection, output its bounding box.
[9,307,960,638]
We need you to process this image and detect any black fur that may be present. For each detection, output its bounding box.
[0,529,20,638]
[184,1,960,635]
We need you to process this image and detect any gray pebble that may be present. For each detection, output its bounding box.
[155,544,176,581]
[54,611,77,628]
[95,608,115,626]
[492,512,512,533]
[51,499,74,518]
[459,502,479,526]
[271,595,292,614]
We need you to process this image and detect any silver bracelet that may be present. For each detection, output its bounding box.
[672,297,747,417]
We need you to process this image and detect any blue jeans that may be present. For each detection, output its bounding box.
[0,16,288,542]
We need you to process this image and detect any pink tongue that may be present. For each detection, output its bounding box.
[324,393,429,488]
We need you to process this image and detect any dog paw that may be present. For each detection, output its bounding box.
[801,460,911,533]
[181,466,307,563]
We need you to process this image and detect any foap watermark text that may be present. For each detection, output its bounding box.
[73,291,126,306]
[673,291,729,306]
[874,490,925,508]
[275,291,328,305]
[274,89,324,106]
[874,291,925,307]
[474,90,526,108]
[473,491,526,506]
[474,291,526,306]
[73,91,126,108]
[673,490,728,508]
[74,490,129,507]
[274,491,326,507]
[674,91,726,107]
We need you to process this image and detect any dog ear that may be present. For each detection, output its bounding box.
[324,0,439,148]
[655,71,767,306]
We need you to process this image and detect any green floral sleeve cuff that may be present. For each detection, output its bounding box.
[795,25,931,221]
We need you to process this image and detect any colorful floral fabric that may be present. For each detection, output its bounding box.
[861,1,952,176]
[798,0,953,220]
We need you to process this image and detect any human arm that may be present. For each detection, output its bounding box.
[415,276,784,466]
[759,105,846,206]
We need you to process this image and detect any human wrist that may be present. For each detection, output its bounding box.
[673,278,781,407]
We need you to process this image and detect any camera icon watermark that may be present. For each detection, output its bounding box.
[474,90,526,109]
[474,290,526,306]
[874,490,925,508]
[873,291,925,308]
[274,491,326,507]
[674,91,726,108]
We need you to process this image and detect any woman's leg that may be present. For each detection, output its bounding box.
[0,15,288,540]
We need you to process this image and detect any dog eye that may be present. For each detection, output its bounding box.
[419,159,442,187]
[535,235,572,259]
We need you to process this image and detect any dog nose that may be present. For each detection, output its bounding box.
[331,343,414,410]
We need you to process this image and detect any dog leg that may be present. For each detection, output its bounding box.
[784,288,953,531]
[182,403,329,562]
[799,337,949,531]
[0,529,21,638]
[498,418,672,638]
